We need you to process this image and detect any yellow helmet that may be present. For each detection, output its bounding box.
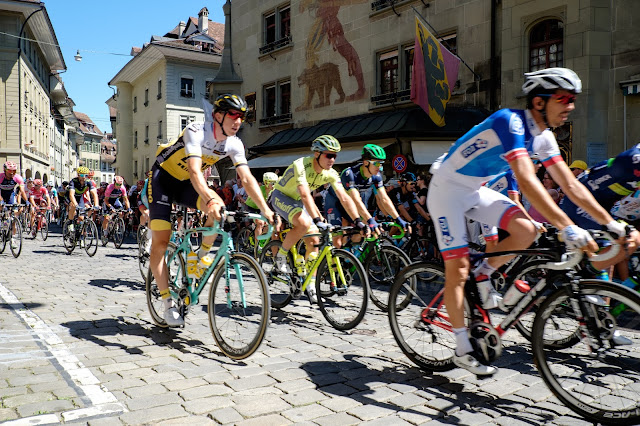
[77,166,90,175]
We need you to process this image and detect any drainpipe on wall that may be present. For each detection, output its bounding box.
[490,0,498,111]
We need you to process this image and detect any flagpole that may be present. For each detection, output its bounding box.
[411,6,481,82]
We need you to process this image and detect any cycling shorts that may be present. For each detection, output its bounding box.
[148,167,202,231]
[324,194,349,226]
[426,173,521,261]
[269,189,319,233]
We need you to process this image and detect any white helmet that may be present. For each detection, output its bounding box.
[522,67,582,95]
[263,172,278,184]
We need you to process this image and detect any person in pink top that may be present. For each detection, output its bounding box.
[102,176,131,234]
[527,171,562,223]
[28,179,50,231]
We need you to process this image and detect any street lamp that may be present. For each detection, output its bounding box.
[74,50,82,62]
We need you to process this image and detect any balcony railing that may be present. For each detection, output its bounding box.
[259,35,292,55]
[371,0,402,12]
[371,89,411,106]
[259,113,292,127]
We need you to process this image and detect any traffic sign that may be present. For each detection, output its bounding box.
[392,154,407,173]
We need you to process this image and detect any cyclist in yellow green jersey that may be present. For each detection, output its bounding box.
[245,172,280,242]
[270,135,369,301]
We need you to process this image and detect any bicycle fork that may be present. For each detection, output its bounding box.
[568,277,612,357]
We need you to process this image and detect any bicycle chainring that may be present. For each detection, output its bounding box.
[469,321,502,365]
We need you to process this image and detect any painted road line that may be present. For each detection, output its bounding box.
[0,282,127,423]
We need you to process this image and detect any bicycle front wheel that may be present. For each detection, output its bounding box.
[62,220,75,254]
[84,220,99,257]
[388,261,455,372]
[113,217,125,249]
[10,218,22,258]
[532,281,640,425]
[365,243,412,311]
[40,218,48,241]
[316,248,369,330]
[208,252,270,359]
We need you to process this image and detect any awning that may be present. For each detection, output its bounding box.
[251,106,489,153]
[411,141,454,165]
[247,142,392,168]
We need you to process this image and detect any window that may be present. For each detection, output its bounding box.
[158,120,163,139]
[144,125,149,144]
[145,157,149,174]
[133,96,137,113]
[181,77,194,98]
[260,5,291,54]
[134,160,138,177]
[404,46,414,90]
[261,80,292,126]
[144,88,149,106]
[157,79,162,99]
[379,50,398,94]
[245,93,256,124]
[134,131,138,149]
[180,115,195,132]
[529,19,563,71]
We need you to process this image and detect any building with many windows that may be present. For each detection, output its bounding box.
[225,0,640,175]
[109,7,225,183]
[74,112,103,182]
[100,133,117,185]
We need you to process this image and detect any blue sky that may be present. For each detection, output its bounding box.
[46,1,226,134]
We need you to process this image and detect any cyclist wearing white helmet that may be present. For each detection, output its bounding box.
[244,171,280,242]
[427,67,626,376]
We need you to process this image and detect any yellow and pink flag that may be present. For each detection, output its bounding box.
[410,16,460,127]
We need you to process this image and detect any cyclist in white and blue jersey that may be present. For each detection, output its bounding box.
[427,67,627,376]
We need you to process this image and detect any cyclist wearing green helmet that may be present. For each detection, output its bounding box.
[324,143,410,248]
[270,135,369,302]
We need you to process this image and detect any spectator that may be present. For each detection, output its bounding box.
[528,171,562,222]
[223,180,234,209]
[569,159,587,177]
[234,179,247,211]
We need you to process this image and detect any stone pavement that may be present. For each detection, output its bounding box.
[0,225,595,425]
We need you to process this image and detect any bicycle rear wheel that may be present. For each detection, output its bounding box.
[316,248,368,330]
[532,281,640,425]
[235,227,253,255]
[259,240,294,309]
[388,261,456,372]
[208,252,270,359]
[365,243,412,311]
[113,217,125,249]
[146,244,184,327]
[84,220,99,257]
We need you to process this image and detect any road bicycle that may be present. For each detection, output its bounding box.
[0,203,23,258]
[146,210,272,360]
[100,208,127,248]
[28,206,49,240]
[62,207,100,256]
[259,225,369,331]
[388,232,640,425]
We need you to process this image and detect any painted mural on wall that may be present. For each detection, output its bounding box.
[297,0,366,111]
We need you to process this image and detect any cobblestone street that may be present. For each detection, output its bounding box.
[0,225,596,425]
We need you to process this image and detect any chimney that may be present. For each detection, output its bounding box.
[198,7,209,34]
[178,20,186,38]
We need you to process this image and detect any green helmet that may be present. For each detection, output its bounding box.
[362,144,386,160]
[311,135,341,153]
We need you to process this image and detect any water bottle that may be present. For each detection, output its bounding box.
[306,251,318,271]
[611,277,639,316]
[352,243,363,258]
[294,253,306,275]
[500,280,531,309]
[186,251,198,280]
[620,276,638,290]
[196,255,214,280]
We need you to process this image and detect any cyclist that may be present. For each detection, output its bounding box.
[45,181,58,221]
[324,143,409,248]
[68,166,100,231]
[102,176,131,235]
[245,171,280,243]
[0,161,27,249]
[148,94,274,327]
[57,181,69,225]
[388,172,431,225]
[270,135,369,302]
[28,179,51,230]
[427,67,626,375]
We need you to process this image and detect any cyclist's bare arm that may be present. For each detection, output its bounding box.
[187,157,224,220]
[297,182,321,219]
[333,184,361,222]
[508,191,541,227]
[17,185,27,204]
[546,161,614,226]
[397,204,413,222]
[90,189,100,208]
[375,188,400,219]
[238,165,274,223]
[414,202,431,221]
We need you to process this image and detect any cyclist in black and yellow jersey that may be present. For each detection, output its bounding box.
[148,94,274,326]
[68,166,99,229]
[270,135,369,301]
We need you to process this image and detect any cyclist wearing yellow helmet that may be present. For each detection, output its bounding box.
[270,135,369,302]
[68,166,99,224]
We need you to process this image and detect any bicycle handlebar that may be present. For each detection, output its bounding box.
[199,209,274,241]
[543,230,621,271]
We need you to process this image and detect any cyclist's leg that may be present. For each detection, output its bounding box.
[324,194,344,247]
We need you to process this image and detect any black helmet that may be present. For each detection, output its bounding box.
[214,94,247,113]
[400,172,416,182]
[62,181,69,186]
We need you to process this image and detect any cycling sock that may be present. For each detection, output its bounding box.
[473,259,496,278]
[160,289,171,310]
[198,243,212,258]
[277,247,289,257]
[454,327,473,356]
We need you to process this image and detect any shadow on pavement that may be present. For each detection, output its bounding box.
[104,253,136,260]
[0,302,43,309]
[301,354,558,424]
[88,278,144,292]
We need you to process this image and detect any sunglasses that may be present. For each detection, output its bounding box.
[407,182,416,185]
[78,174,87,178]
[371,161,384,167]
[541,94,576,105]
[323,153,337,160]
[226,110,246,121]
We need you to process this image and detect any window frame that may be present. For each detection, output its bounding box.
[260,79,292,126]
[260,4,292,54]
[529,19,564,71]
[180,76,194,98]
[157,79,162,100]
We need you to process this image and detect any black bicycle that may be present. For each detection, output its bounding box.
[0,203,23,257]
[62,207,100,256]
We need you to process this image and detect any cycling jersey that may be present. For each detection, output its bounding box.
[323,164,384,225]
[273,156,342,200]
[561,144,640,228]
[155,122,248,181]
[68,177,96,200]
[245,185,272,211]
[485,169,519,197]
[611,190,640,222]
[104,184,127,203]
[431,109,562,188]
[0,173,24,204]
[28,187,48,203]
[49,188,58,199]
